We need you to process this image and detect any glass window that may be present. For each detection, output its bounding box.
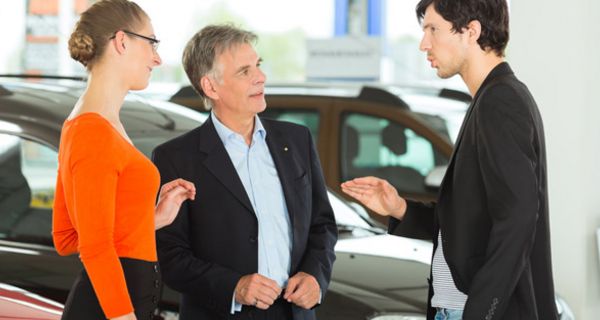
[260,109,320,143]
[0,134,56,245]
[127,0,334,83]
[340,113,447,196]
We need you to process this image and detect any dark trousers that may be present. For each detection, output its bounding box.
[62,258,161,320]
[180,297,293,320]
[230,298,293,320]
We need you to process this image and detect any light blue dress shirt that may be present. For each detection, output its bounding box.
[211,113,293,314]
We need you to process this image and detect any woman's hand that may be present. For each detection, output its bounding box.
[155,178,195,230]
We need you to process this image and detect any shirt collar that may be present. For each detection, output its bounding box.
[211,112,267,146]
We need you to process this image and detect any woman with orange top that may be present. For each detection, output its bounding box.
[51,1,196,319]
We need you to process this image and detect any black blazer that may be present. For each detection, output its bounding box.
[152,117,337,320]
[389,63,559,320]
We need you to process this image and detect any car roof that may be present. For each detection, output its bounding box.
[0,80,81,129]
[266,82,471,101]
[169,82,471,113]
[0,78,206,146]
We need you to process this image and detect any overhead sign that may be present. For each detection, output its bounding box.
[306,37,381,81]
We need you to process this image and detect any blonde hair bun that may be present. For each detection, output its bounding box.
[68,30,96,66]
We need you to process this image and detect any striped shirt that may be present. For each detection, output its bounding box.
[431,231,468,310]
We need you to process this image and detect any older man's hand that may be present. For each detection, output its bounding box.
[234,273,281,310]
[284,272,320,309]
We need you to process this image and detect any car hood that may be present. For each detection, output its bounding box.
[328,234,433,314]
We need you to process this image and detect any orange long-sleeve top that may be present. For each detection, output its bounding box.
[52,113,160,318]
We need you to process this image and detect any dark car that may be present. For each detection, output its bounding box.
[0,77,574,320]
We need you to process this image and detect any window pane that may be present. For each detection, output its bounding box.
[260,109,320,144]
[135,0,335,83]
[0,134,56,245]
[340,113,444,196]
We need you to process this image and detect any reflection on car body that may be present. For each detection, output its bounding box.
[0,282,63,320]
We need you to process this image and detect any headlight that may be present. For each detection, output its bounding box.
[369,314,426,320]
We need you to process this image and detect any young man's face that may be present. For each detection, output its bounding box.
[419,4,469,79]
[209,43,267,119]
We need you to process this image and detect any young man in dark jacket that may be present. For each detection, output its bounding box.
[342,0,558,319]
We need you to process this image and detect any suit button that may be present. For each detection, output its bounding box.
[152,296,158,304]
[249,236,257,243]
[153,264,159,273]
[154,279,160,288]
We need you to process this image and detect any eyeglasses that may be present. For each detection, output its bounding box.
[111,30,160,51]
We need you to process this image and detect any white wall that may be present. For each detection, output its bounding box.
[0,1,25,74]
[510,1,600,319]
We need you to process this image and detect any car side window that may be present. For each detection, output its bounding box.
[0,133,56,245]
[340,113,447,196]
[260,109,320,143]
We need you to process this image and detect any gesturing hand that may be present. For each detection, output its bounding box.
[341,176,407,220]
[235,273,282,310]
[284,272,320,309]
[155,178,195,230]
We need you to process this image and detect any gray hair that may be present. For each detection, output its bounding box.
[182,24,257,110]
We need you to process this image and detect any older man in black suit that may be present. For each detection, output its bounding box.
[152,25,337,320]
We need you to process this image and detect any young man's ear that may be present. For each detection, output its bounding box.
[466,20,482,44]
[200,76,218,100]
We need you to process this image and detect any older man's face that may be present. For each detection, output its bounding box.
[209,43,267,119]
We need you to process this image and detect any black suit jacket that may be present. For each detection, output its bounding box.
[389,63,559,320]
[152,117,337,320]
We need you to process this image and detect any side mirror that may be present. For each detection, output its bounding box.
[424,165,447,189]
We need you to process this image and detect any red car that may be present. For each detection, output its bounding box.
[0,283,63,319]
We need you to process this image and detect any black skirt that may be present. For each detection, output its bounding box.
[62,258,161,320]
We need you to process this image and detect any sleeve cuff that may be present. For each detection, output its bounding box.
[318,289,322,304]
[230,292,242,314]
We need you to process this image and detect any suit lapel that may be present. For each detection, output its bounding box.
[198,117,255,214]
[447,98,477,164]
[440,62,514,194]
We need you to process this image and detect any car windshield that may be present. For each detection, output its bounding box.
[326,189,384,237]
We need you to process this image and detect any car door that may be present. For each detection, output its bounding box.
[0,132,80,303]
[331,99,453,220]
[263,95,336,170]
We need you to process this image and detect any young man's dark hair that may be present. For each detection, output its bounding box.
[416,0,509,56]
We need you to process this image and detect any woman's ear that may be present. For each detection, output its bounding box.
[112,30,127,54]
